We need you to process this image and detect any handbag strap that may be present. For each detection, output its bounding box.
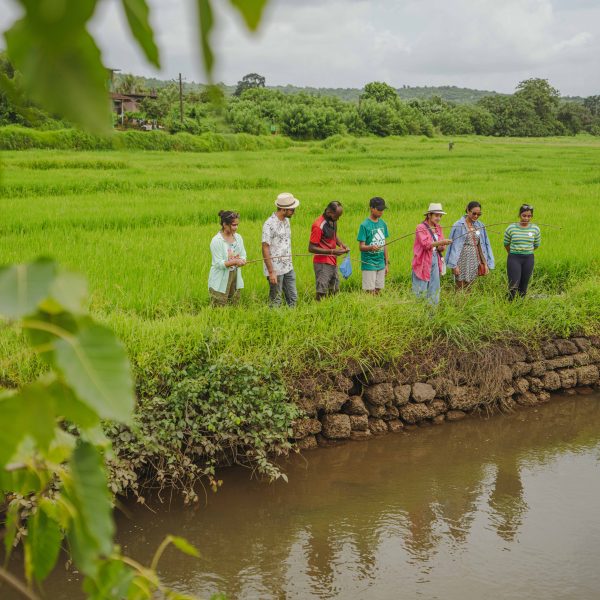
[467,223,486,266]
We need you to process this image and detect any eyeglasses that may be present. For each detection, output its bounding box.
[469,211,482,216]
[521,204,534,210]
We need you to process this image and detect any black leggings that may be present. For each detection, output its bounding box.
[507,253,534,300]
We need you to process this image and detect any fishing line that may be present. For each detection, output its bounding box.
[239,221,558,267]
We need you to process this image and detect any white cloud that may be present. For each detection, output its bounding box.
[0,0,598,95]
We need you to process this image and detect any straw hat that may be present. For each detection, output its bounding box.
[424,202,446,215]
[275,192,300,209]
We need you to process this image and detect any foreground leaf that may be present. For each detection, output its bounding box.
[0,258,56,320]
[0,385,56,466]
[228,0,269,30]
[197,0,215,76]
[121,0,160,68]
[5,14,111,133]
[65,442,115,575]
[25,509,62,582]
[168,535,200,558]
[54,320,135,424]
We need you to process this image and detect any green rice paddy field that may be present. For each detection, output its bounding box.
[1,135,599,385]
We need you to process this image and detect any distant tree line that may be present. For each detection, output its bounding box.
[2,55,599,139]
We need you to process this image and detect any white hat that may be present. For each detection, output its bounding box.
[424,202,446,215]
[275,192,300,209]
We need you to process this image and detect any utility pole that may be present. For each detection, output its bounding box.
[178,73,184,124]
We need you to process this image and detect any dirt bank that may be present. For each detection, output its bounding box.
[291,336,600,449]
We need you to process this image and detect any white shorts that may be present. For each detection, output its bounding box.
[362,269,385,291]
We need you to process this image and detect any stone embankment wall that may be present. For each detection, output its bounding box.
[291,336,600,450]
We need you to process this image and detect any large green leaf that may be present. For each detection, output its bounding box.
[49,379,100,429]
[168,535,200,558]
[54,320,134,424]
[25,509,62,583]
[3,501,20,562]
[228,0,269,30]
[121,0,160,68]
[48,271,89,315]
[197,0,215,76]
[25,310,79,368]
[65,442,115,575]
[82,559,135,600]
[0,384,56,466]
[0,393,25,467]
[4,15,112,133]
[0,258,57,320]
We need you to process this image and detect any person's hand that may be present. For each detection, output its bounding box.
[452,266,460,276]
[334,248,349,256]
[340,244,350,252]
[268,272,278,285]
[385,263,389,276]
[483,264,489,275]
[441,239,452,246]
[236,257,246,267]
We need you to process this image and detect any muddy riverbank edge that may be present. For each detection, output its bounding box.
[290,336,600,449]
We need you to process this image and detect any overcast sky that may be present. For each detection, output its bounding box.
[2,0,599,95]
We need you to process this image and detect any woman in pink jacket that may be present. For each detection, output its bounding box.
[412,203,453,305]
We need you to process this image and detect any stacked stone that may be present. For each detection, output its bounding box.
[290,336,600,449]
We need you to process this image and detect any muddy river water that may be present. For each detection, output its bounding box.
[13,394,600,599]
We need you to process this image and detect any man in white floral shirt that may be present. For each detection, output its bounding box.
[262,192,300,307]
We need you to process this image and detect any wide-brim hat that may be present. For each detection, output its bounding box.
[276,192,300,209]
[424,202,446,215]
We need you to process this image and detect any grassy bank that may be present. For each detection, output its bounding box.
[1,135,599,494]
[1,134,599,381]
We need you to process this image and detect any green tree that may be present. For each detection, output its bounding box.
[360,81,398,104]
[234,72,266,96]
[514,78,561,133]
[583,95,600,117]
[557,102,593,134]
[479,94,546,137]
[115,73,148,95]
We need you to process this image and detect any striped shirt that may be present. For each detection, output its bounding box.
[503,223,541,255]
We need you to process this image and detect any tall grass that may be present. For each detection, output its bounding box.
[1,135,599,386]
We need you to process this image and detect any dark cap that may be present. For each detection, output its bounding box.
[369,197,386,210]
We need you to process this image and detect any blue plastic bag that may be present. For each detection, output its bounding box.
[339,254,353,279]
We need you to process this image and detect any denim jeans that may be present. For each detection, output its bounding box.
[268,269,297,307]
[412,257,441,305]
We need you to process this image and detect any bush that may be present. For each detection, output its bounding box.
[107,358,301,501]
[0,125,292,152]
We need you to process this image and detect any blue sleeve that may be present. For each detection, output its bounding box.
[357,223,367,242]
[445,223,460,268]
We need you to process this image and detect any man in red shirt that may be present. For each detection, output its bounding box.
[308,201,349,301]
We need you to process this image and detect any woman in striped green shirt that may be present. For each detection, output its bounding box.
[503,204,541,300]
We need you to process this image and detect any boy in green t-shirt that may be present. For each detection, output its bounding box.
[357,197,389,294]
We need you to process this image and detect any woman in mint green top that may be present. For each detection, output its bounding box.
[208,210,247,305]
[504,204,541,300]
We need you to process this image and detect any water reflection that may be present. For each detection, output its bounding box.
[23,395,600,600]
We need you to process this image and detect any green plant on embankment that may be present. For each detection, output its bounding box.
[106,359,299,502]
